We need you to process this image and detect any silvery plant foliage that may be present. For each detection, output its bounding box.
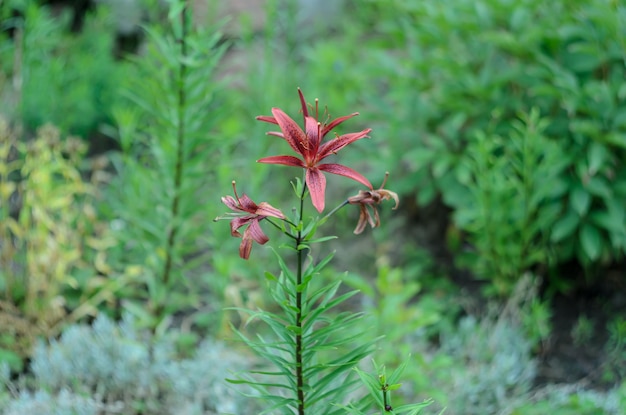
[436,315,538,415]
[0,315,256,415]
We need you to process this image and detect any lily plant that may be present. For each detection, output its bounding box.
[216,89,432,415]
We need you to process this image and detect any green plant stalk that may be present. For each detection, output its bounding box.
[161,4,189,292]
[295,177,307,415]
[290,178,350,414]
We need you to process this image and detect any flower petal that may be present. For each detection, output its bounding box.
[306,168,327,213]
[267,131,285,138]
[239,237,252,259]
[318,163,373,190]
[221,195,240,211]
[347,190,374,205]
[271,108,307,156]
[257,155,306,167]
[238,219,270,259]
[298,88,309,118]
[237,193,258,212]
[380,189,400,209]
[354,205,370,235]
[321,112,359,137]
[317,128,371,160]
[256,115,278,124]
[256,202,286,219]
[246,219,270,245]
[305,116,321,160]
[230,216,254,237]
[372,205,380,227]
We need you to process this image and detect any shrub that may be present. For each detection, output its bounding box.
[2,389,102,415]
[436,315,537,414]
[0,314,257,415]
[409,302,538,414]
[102,2,229,330]
[511,383,626,415]
[0,119,122,370]
[355,0,626,292]
[0,2,128,137]
[451,110,567,295]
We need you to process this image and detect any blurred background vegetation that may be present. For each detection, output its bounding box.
[0,0,625,413]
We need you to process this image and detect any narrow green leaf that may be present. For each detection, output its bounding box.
[305,250,336,277]
[291,176,304,198]
[388,356,411,385]
[167,0,186,22]
[278,242,299,252]
[307,376,361,407]
[249,369,291,376]
[304,313,363,347]
[281,300,300,313]
[303,280,341,314]
[353,366,385,407]
[226,378,289,389]
[341,272,376,298]
[272,248,296,282]
[285,325,302,335]
[257,398,299,415]
[301,218,318,238]
[302,290,359,333]
[392,399,435,414]
[305,235,338,244]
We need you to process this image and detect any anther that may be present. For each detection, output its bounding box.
[231,181,241,203]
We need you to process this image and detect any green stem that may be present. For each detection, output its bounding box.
[265,217,298,240]
[321,199,350,224]
[291,184,351,414]
[160,4,188,300]
[295,175,307,415]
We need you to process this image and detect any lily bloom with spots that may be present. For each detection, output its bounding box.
[215,182,285,259]
[256,88,373,213]
[347,172,399,234]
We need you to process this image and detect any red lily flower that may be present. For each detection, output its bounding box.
[256,88,373,213]
[216,182,285,259]
[347,172,399,234]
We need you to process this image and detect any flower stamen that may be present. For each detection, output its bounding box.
[315,98,319,120]
[231,180,241,204]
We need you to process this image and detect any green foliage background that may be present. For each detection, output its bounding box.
[0,0,625,413]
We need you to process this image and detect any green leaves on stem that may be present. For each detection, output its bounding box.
[339,359,437,415]
[227,250,377,415]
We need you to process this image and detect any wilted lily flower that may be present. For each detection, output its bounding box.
[256,88,373,213]
[215,181,285,259]
[347,172,399,234]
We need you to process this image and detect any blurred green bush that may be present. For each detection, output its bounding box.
[345,0,626,293]
[0,1,128,138]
